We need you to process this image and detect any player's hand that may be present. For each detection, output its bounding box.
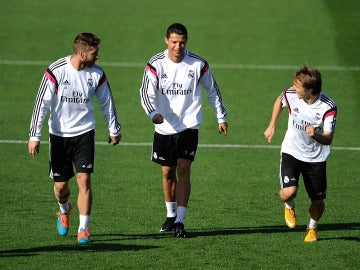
[108,134,122,146]
[28,140,40,158]
[305,126,315,138]
[218,122,228,136]
[152,114,164,124]
[264,126,275,143]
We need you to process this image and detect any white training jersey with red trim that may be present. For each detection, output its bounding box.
[140,49,227,135]
[280,87,337,162]
[29,56,121,140]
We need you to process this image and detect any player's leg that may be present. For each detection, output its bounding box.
[76,173,92,216]
[73,130,95,244]
[309,199,325,221]
[50,133,74,236]
[279,186,297,202]
[54,181,72,236]
[54,181,71,213]
[173,158,192,238]
[304,199,325,242]
[173,129,198,238]
[175,159,191,213]
[279,153,300,229]
[175,158,191,208]
[76,172,92,243]
[159,165,177,232]
[162,166,177,203]
[303,161,327,242]
[152,132,178,232]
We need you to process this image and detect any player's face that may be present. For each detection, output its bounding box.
[83,46,99,68]
[165,33,187,63]
[293,78,309,100]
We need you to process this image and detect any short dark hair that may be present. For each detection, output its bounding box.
[73,33,100,52]
[166,23,188,41]
[295,65,322,95]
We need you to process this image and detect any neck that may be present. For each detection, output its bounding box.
[70,55,84,71]
[304,94,319,105]
[168,55,184,63]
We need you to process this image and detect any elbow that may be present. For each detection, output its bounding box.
[323,135,333,145]
[324,140,332,146]
[321,132,334,145]
[326,138,334,145]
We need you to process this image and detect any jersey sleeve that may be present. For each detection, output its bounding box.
[323,107,337,132]
[280,92,287,107]
[29,69,57,141]
[199,63,227,122]
[280,87,293,108]
[280,87,297,115]
[140,63,160,120]
[95,73,121,136]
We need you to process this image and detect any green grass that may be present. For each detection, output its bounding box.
[0,0,359,269]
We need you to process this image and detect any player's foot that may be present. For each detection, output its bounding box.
[304,228,317,242]
[56,203,72,236]
[78,228,91,244]
[284,207,296,229]
[160,216,176,232]
[174,222,187,238]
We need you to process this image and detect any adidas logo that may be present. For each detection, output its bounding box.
[161,74,168,79]
[81,164,93,169]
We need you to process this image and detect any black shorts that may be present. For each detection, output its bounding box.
[49,130,95,182]
[280,152,327,200]
[152,129,199,167]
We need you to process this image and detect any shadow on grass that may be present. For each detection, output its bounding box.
[93,222,360,241]
[0,243,160,258]
[1,222,358,257]
[189,222,360,239]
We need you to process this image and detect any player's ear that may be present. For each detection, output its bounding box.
[79,50,86,60]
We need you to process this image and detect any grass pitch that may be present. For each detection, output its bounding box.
[0,0,359,269]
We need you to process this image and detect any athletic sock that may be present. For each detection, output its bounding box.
[58,201,70,214]
[175,206,187,224]
[308,218,318,229]
[285,200,295,209]
[165,201,177,217]
[79,215,90,232]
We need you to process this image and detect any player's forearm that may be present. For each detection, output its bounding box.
[311,132,333,145]
[267,96,283,127]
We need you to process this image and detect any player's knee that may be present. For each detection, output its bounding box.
[279,186,297,202]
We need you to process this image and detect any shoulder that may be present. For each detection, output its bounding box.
[91,63,104,75]
[48,56,68,72]
[281,87,296,98]
[148,51,166,65]
[284,87,296,95]
[187,51,206,62]
[186,51,209,74]
[319,92,336,109]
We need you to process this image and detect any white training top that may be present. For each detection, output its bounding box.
[140,49,227,135]
[29,56,121,140]
[280,87,337,162]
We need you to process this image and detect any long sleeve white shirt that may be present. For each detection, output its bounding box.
[29,56,121,140]
[140,49,227,135]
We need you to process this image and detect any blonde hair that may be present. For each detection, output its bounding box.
[295,65,322,95]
